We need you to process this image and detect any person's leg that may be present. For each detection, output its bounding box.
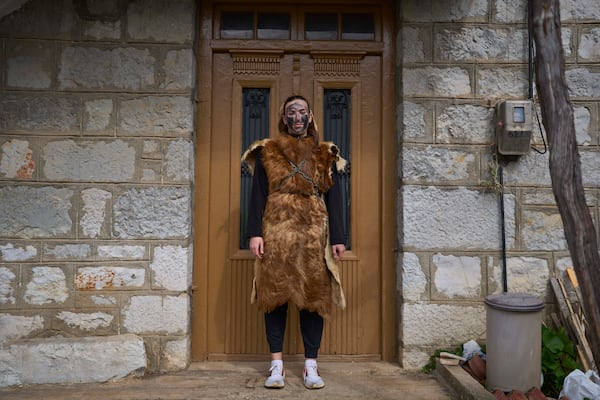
[299,309,325,389]
[265,302,288,356]
[299,308,323,358]
[264,303,288,388]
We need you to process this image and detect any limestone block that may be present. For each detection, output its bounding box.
[122,294,189,335]
[0,243,38,262]
[55,310,115,333]
[160,49,193,90]
[43,244,91,260]
[561,0,600,21]
[75,266,145,290]
[402,0,487,22]
[113,187,190,239]
[42,139,135,182]
[0,350,20,387]
[501,152,551,186]
[165,139,193,182]
[402,252,428,301]
[76,0,126,40]
[403,145,477,183]
[0,139,35,179]
[521,209,567,251]
[74,293,118,308]
[402,26,429,63]
[6,40,53,89]
[127,0,194,43]
[150,245,189,291]
[0,268,17,305]
[118,96,193,136]
[77,0,124,19]
[435,25,528,63]
[161,336,189,372]
[59,46,155,90]
[566,68,600,97]
[579,28,600,61]
[477,67,529,99]
[581,150,600,186]
[493,0,528,23]
[84,99,114,133]
[97,245,146,260]
[562,28,574,59]
[403,186,516,251]
[556,257,573,275]
[506,29,529,62]
[141,161,162,182]
[585,189,599,206]
[432,254,482,298]
[0,186,73,238]
[403,101,429,140]
[23,266,69,306]
[403,302,486,346]
[403,67,471,97]
[0,0,77,39]
[0,313,44,344]
[81,188,112,239]
[523,189,556,206]
[490,256,550,298]
[142,140,162,159]
[574,106,593,145]
[0,94,79,133]
[0,334,146,387]
[83,20,121,40]
[436,27,508,61]
[436,104,494,144]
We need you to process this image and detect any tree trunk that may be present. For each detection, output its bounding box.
[530,0,600,368]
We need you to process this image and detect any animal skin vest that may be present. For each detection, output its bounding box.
[242,133,346,318]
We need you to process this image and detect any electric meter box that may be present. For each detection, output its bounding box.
[496,100,533,155]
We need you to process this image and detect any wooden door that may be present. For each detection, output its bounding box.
[193,1,396,362]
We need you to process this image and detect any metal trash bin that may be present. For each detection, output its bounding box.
[485,292,545,392]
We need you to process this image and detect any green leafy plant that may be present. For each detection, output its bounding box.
[541,324,582,397]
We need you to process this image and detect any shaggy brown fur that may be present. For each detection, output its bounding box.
[243,133,346,318]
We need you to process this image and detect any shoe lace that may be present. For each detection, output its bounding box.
[305,364,319,377]
[269,364,283,376]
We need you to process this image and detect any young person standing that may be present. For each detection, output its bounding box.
[242,95,347,389]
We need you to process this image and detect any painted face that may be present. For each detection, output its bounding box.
[284,100,311,136]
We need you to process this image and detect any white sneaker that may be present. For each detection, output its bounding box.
[264,361,285,389]
[303,362,325,389]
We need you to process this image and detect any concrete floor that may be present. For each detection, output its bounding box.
[0,361,461,400]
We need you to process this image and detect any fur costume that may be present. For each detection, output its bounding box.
[242,133,346,318]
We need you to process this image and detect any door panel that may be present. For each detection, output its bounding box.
[194,0,396,362]
[204,51,383,360]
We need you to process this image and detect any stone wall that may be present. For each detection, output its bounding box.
[398,0,600,368]
[0,0,195,385]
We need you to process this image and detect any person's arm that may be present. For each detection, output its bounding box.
[247,152,267,258]
[325,165,346,260]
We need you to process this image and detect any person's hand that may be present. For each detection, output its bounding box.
[249,236,264,259]
[332,244,345,261]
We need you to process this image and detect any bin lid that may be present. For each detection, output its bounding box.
[484,292,544,312]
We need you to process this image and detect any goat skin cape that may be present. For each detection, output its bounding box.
[242,133,346,318]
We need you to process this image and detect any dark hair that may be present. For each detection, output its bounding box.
[278,95,319,146]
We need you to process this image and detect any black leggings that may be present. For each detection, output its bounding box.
[264,303,324,358]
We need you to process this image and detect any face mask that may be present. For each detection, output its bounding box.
[286,114,309,135]
[285,102,310,136]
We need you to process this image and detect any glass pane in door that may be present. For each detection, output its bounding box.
[323,89,351,249]
[240,88,270,249]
